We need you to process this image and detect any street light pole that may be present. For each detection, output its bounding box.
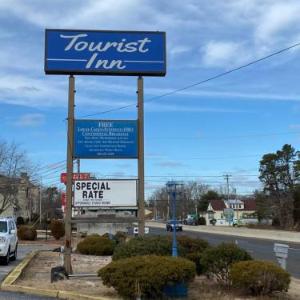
[167,181,183,257]
[171,188,178,257]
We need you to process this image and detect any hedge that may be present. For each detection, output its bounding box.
[77,234,116,256]
[99,255,196,299]
[230,260,290,295]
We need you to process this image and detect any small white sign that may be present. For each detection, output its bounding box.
[74,180,137,207]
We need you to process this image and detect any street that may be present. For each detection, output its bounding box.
[0,244,56,300]
[149,227,300,279]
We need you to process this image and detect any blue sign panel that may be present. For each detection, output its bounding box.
[45,29,166,76]
[74,120,138,159]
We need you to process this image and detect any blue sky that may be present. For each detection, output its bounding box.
[1,0,300,197]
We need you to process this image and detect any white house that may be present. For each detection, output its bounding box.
[205,199,257,226]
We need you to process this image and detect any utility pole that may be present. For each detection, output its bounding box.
[223,174,232,201]
[137,76,145,236]
[64,75,75,274]
[39,179,42,225]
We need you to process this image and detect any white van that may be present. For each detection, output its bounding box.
[0,217,18,265]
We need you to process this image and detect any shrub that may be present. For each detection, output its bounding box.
[198,217,206,225]
[112,236,172,260]
[114,231,128,244]
[176,236,210,275]
[177,235,209,255]
[201,243,252,284]
[77,235,116,256]
[112,235,210,273]
[99,255,196,299]
[17,225,37,241]
[230,260,290,295]
[50,220,65,240]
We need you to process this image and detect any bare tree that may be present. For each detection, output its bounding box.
[0,141,32,215]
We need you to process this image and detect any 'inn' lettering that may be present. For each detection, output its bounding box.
[60,34,152,70]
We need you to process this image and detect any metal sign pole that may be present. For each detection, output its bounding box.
[64,75,75,274]
[137,76,145,236]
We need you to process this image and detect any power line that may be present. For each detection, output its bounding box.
[79,41,300,118]
[146,131,300,141]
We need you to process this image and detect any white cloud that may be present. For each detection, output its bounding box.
[254,3,300,44]
[202,41,250,68]
[14,113,45,127]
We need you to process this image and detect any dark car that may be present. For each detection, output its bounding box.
[166,220,183,232]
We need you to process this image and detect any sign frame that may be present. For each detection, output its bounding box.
[73,178,138,208]
[74,119,138,159]
[44,29,166,76]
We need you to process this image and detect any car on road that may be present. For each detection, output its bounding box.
[0,217,18,265]
[166,220,183,232]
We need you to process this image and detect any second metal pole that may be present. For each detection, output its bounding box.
[137,76,145,236]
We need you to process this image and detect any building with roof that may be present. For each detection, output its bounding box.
[204,198,257,226]
[0,173,40,220]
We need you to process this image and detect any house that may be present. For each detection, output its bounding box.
[0,173,40,220]
[205,199,257,226]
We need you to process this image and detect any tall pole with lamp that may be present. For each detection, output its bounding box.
[166,181,183,257]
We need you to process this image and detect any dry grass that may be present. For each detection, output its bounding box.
[15,251,299,300]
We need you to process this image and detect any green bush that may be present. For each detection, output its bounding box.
[77,235,116,256]
[99,255,196,299]
[112,236,172,260]
[230,260,290,295]
[114,231,128,244]
[50,219,65,240]
[201,243,252,284]
[17,225,37,241]
[176,236,210,275]
[177,235,209,255]
[113,235,209,261]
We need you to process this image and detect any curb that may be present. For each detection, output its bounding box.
[0,250,117,300]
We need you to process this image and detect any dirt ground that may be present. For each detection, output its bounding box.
[16,251,120,299]
[15,251,300,300]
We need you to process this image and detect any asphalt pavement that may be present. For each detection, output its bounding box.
[0,244,56,300]
[149,226,300,279]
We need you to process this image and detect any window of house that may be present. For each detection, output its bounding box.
[208,212,214,219]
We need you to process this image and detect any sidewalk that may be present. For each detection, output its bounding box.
[147,221,300,244]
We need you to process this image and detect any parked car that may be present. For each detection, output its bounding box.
[0,217,18,265]
[166,220,183,232]
[183,217,197,225]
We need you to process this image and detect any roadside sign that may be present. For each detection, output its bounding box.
[74,120,138,159]
[274,243,289,270]
[45,29,166,76]
[60,172,90,184]
[74,179,137,207]
[223,208,234,221]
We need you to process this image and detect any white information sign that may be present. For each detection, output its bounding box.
[74,180,137,207]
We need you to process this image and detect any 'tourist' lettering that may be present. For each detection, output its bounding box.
[60,34,152,70]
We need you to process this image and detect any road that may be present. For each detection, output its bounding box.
[0,244,56,300]
[149,227,300,279]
